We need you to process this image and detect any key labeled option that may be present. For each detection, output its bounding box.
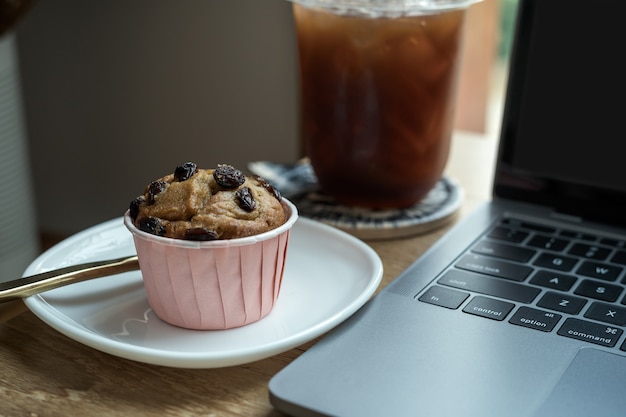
[509,306,561,332]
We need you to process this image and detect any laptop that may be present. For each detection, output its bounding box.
[268,1,626,416]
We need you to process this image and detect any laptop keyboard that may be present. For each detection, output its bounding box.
[418,217,626,350]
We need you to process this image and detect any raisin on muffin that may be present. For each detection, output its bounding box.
[129,162,285,240]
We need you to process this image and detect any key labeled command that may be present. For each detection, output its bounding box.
[557,318,623,348]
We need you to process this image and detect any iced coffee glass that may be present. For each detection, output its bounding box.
[290,0,479,208]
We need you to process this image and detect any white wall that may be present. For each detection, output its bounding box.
[16,0,301,235]
[0,34,39,278]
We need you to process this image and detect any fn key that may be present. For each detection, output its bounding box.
[418,286,469,309]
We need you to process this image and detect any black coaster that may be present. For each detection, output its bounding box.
[248,160,463,240]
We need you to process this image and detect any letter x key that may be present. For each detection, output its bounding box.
[584,302,626,326]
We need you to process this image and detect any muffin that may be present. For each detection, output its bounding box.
[129,162,287,240]
[124,162,298,330]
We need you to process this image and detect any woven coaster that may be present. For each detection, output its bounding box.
[248,160,463,240]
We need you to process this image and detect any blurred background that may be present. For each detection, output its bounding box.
[16,0,301,235]
[1,0,518,278]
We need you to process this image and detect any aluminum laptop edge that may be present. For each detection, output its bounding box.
[269,1,626,416]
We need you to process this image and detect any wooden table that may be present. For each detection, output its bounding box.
[0,130,499,416]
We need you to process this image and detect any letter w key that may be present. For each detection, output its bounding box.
[576,261,623,281]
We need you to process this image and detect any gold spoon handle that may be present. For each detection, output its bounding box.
[0,255,140,303]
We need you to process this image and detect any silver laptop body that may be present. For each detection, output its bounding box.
[269,1,626,416]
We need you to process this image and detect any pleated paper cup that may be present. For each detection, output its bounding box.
[124,199,298,330]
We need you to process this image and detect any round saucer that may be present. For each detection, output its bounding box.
[289,176,463,240]
[248,161,463,240]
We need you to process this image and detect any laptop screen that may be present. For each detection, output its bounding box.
[494,0,626,225]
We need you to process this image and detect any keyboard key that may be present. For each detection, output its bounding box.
[601,238,626,249]
[462,296,514,321]
[533,253,578,272]
[456,254,533,282]
[418,286,469,309]
[509,306,562,332]
[526,234,568,252]
[537,291,587,315]
[557,318,622,348]
[501,219,555,233]
[559,230,598,241]
[576,261,622,281]
[610,250,626,265]
[488,226,529,243]
[438,270,540,303]
[567,243,611,260]
[574,280,622,302]
[529,270,577,291]
[472,241,536,263]
[584,302,626,326]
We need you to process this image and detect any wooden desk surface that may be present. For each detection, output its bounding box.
[0,130,499,416]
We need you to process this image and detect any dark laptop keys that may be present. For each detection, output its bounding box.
[533,253,578,272]
[438,270,540,303]
[537,291,587,315]
[509,306,562,332]
[574,280,622,302]
[463,296,515,321]
[472,240,536,262]
[418,286,470,309]
[584,302,626,326]
[610,250,626,265]
[557,318,622,348]
[529,270,577,291]
[576,261,622,281]
[567,243,611,260]
[500,219,555,233]
[488,226,529,243]
[559,230,598,241]
[526,234,569,251]
[456,254,533,282]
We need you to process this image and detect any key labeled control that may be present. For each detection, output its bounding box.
[462,296,515,321]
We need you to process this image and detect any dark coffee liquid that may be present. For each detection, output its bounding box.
[294,5,465,208]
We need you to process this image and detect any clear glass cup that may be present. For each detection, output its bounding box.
[290,0,480,208]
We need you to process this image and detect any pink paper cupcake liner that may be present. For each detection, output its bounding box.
[124,199,298,330]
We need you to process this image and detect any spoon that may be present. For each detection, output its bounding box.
[0,255,140,303]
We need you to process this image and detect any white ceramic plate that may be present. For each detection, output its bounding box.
[23,217,383,368]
